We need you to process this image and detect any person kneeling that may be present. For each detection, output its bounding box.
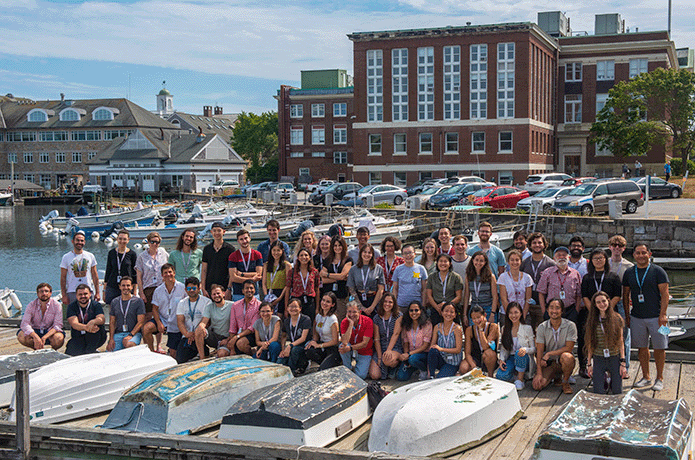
[107,277,146,351]
[194,284,232,359]
[532,298,577,394]
[427,302,463,378]
[495,302,535,390]
[460,305,499,377]
[340,300,374,380]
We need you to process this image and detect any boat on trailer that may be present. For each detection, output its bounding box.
[0,350,69,406]
[219,366,369,447]
[9,346,176,424]
[534,389,693,460]
[368,369,523,457]
[101,356,292,435]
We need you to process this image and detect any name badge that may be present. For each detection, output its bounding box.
[559,290,566,300]
[362,292,367,301]
[303,295,309,305]
[81,330,86,335]
[333,283,338,291]
[603,349,610,358]
[638,294,645,303]
[123,325,128,332]
[117,275,122,283]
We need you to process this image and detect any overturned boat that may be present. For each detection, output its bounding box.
[368,369,523,457]
[9,346,176,424]
[101,356,292,435]
[219,366,369,447]
[0,350,69,406]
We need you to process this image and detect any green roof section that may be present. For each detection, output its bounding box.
[300,69,350,89]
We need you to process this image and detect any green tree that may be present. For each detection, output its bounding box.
[231,111,278,183]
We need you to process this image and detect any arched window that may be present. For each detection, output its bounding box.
[92,108,114,121]
[27,109,48,122]
[59,109,80,121]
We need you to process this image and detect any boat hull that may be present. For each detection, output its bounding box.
[0,350,69,406]
[50,207,158,229]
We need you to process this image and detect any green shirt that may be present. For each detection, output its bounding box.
[168,249,203,283]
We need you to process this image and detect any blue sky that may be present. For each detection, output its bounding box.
[2,0,692,115]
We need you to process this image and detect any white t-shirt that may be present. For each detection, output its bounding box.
[497,271,534,314]
[176,295,212,332]
[314,313,338,344]
[152,281,186,333]
[60,250,98,293]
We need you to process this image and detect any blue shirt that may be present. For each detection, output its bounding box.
[256,239,291,263]
[392,263,428,307]
[467,244,506,276]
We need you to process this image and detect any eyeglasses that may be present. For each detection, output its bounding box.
[186,287,197,291]
[149,240,161,245]
[610,243,625,248]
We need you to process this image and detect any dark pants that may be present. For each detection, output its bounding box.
[278,344,308,372]
[103,285,121,305]
[258,341,282,362]
[66,328,106,356]
[427,349,458,378]
[591,355,622,394]
[306,345,341,370]
[299,296,315,319]
[176,337,198,364]
[427,307,443,326]
[562,305,587,371]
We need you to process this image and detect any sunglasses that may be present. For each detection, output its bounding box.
[186,287,197,291]
[610,243,625,248]
[149,240,161,245]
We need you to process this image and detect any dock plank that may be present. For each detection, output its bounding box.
[678,362,695,401]
[653,361,680,400]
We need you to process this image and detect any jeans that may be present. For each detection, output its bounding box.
[112,332,142,351]
[277,344,308,372]
[591,355,622,394]
[340,351,371,379]
[616,300,631,371]
[306,345,341,370]
[257,341,281,363]
[396,352,428,381]
[427,349,458,378]
[495,352,530,382]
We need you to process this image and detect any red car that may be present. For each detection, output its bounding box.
[470,186,530,209]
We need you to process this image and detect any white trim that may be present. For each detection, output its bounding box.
[353,163,552,172]
[353,118,553,130]
[26,108,49,122]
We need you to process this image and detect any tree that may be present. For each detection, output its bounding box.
[591,67,695,163]
[231,111,278,183]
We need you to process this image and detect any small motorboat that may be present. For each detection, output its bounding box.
[219,366,369,447]
[45,204,158,230]
[101,356,293,435]
[9,346,176,424]
[368,369,523,457]
[0,288,23,317]
[0,350,70,406]
[535,389,693,460]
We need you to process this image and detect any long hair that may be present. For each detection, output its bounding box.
[293,230,317,260]
[319,291,338,317]
[355,243,376,269]
[420,237,438,266]
[401,301,428,331]
[266,240,288,273]
[329,235,348,265]
[293,248,315,273]
[176,229,197,251]
[501,301,525,353]
[466,251,492,283]
[584,291,624,357]
[377,292,399,318]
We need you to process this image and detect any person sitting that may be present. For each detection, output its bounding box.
[339,300,374,380]
[143,263,185,357]
[461,305,500,377]
[253,302,282,362]
[427,302,463,378]
[495,302,535,390]
[218,279,260,357]
[532,298,577,394]
[194,284,231,358]
[395,301,432,381]
[585,291,627,394]
[175,277,212,363]
[305,292,341,370]
[368,293,403,380]
[18,283,64,351]
[65,284,106,356]
[278,297,312,375]
[106,276,146,351]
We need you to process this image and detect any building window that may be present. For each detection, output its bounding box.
[394,172,407,187]
[443,46,460,120]
[59,108,81,121]
[311,126,325,145]
[499,131,513,153]
[597,60,615,81]
[392,48,408,122]
[39,152,50,163]
[290,127,303,145]
[419,171,433,182]
[333,103,347,117]
[419,133,433,154]
[88,151,97,160]
[497,42,515,119]
[333,125,347,144]
[27,109,48,122]
[311,104,325,117]
[6,132,37,142]
[472,132,485,153]
[565,62,582,82]
[39,174,51,188]
[629,59,648,78]
[333,151,347,164]
[470,44,487,119]
[8,153,17,164]
[72,152,82,163]
[290,152,303,158]
[499,171,513,185]
[92,108,114,120]
[38,131,68,142]
[596,93,609,115]
[565,95,582,123]
[55,152,65,163]
[299,168,310,177]
[369,172,382,185]
[417,47,434,121]
[23,152,33,163]
[24,174,35,183]
[290,104,303,118]
[312,151,325,158]
[367,49,383,122]
[369,134,382,155]
[103,130,133,140]
[71,130,102,141]
[393,133,407,156]
[445,132,458,153]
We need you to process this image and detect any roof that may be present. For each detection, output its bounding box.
[166,112,237,140]
[0,179,44,191]
[158,89,171,96]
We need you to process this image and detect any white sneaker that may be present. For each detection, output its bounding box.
[514,379,524,390]
[652,379,664,391]
[634,378,652,389]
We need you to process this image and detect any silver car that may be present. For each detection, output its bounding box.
[412,185,452,209]
[524,173,572,194]
[343,184,408,206]
[516,187,572,213]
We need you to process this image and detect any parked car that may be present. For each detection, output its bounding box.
[272,182,295,198]
[406,179,447,196]
[247,181,273,198]
[428,183,493,210]
[524,173,572,194]
[443,176,491,186]
[209,180,240,194]
[515,187,572,213]
[631,177,682,199]
[309,182,362,205]
[411,185,452,209]
[470,186,530,209]
[559,177,597,187]
[340,184,408,206]
[553,179,643,215]
[307,179,335,194]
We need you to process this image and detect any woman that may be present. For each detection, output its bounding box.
[461,305,500,376]
[425,253,463,325]
[368,293,403,380]
[396,301,432,381]
[104,229,138,304]
[427,302,463,378]
[287,248,320,318]
[376,237,404,292]
[496,302,535,390]
[261,241,292,316]
[416,237,438,275]
[168,229,203,283]
[498,250,533,318]
[339,300,374,379]
[305,292,341,370]
[347,244,385,316]
[313,235,332,273]
[278,297,312,375]
[293,230,317,261]
[253,302,282,362]
[135,231,169,340]
[463,252,498,325]
[585,291,627,394]
[319,235,353,322]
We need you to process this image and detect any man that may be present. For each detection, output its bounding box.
[635,160,642,177]
[512,230,532,260]
[200,222,234,298]
[60,231,100,305]
[18,283,64,351]
[437,227,455,256]
[194,284,232,359]
[219,280,261,357]
[665,160,671,182]
[144,263,185,357]
[608,234,634,375]
[467,222,506,276]
[623,243,669,392]
[176,277,213,363]
[257,219,291,263]
[169,230,203,283]
[347,226,381,262]
[568,236,588,278]
[106,276,146,351]
[65,284,106,356]
[532,298,577,394]
[228,229,263,301]
[451,235,471,279]
[520,232,556,330]
[392,244,428,313]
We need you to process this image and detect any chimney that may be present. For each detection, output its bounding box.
[214,106,223,115]
[203,106,212,117]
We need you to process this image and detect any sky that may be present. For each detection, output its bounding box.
[1,0,693,116]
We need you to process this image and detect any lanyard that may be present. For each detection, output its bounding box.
[116,249,127,275]
[530,259,542,282]
[289,317,301,342]
[510,271,523,301]
[240,250,251,272]
[269,266,280,286]
[260,319,272,341]
[599,318,606,337]
[381,315,393,341]
[410,325,419,348]
[78,304,89,324]
[181,251,191,275]
[635,264,651,293]
[473,280,482,301]
[120,298,132,332]
[551,324,561,347]
[299,270,310,293]
[163,284,178,314]
[556,269,569,291]
[187,298,199,323]
[362,268,372,292]
[594,271,605,293]
[440,272,449,292]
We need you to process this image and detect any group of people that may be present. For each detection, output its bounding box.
[18,218,670,394]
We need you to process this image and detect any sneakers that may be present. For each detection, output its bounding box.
[562,381,573,394]
[634,378,652,389]
[568,376,576,385]
[652,379,664,391]
[514,379,524,390]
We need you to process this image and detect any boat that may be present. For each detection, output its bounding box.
[0,193,12,206]
[101,356,293,435]
[368,369,523,457]
[534,389,693,460]
[61,207,160,235]
[219,366,369,447]
[0,288,23,318]
[43,204,158,230]
[667,302,695,341]
[0,350,70,406]
[9,345,176,424]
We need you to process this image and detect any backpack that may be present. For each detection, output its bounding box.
[367,381,389,410]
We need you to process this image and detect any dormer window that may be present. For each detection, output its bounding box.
[59,108,82,121]
[92,107,118,121]
[27,109,49,122]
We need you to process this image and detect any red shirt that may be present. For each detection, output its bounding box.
[340,315,374,356]
[376,255,405,291]
[288,267,320,298]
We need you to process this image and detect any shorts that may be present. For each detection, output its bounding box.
[17,328,64,344]
[630,316,668,350]
[203,329,229,349]
[167,331,183,351]
[112,332,143,351]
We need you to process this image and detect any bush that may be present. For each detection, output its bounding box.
[671,158,683,176]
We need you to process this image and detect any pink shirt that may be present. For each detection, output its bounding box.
[402,322,433,350]
[537,266,583,307]
[20,298,63,335]
[229,297,261,334]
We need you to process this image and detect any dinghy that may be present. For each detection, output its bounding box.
[9,346,176,424]
[101,356,292,435]
[219,366,369,447]
[0,350,69,406]
[368,369,523,457]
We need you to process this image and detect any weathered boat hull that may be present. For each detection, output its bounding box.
[219,366,369,447]
[368,369,523,457]
[0,350,69,406]
[101,356,293,435]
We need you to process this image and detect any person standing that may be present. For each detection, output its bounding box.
[512,230,532,260]
[498,250,533,319]
[135,231,169,318]
[634,160,642,177]
[143,263,185,356]
[451,235,471,280]
[425,253,463,325]
[175,277,212,363]
[60,231,100,305]
[462,252,498,325]
[664,160,671,182]
[585,291,627,394]
[347,244,385,317]
[228,229,263,302]
[608,234,634,374]
[319,235,353,322]
[65,284,106,356]
[416,237,438,275]
[623,243,669,392]
[261,241,292,316]
[347,227,381,262]
[376,237,405,292]
[437,227,455,256]
[200,222,234,298]
[520,232,556,330]
[392,244,428,314]
[532,298,577,394]
[106,277,146,351]
[256,219,291,263]
[287,248,321,319]
[568,236,588,278]
[467,222,506,276]
[103,229,138,304]
[18,283,64,351]
[169,230,203,283]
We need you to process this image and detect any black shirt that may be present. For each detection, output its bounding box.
[283,314,312,347]
[104,248,138,289]
[66,299,105,332]
[202,241,234,292]
[622,264,669,319]
[581,271,622,306]
[320,256,353,299]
